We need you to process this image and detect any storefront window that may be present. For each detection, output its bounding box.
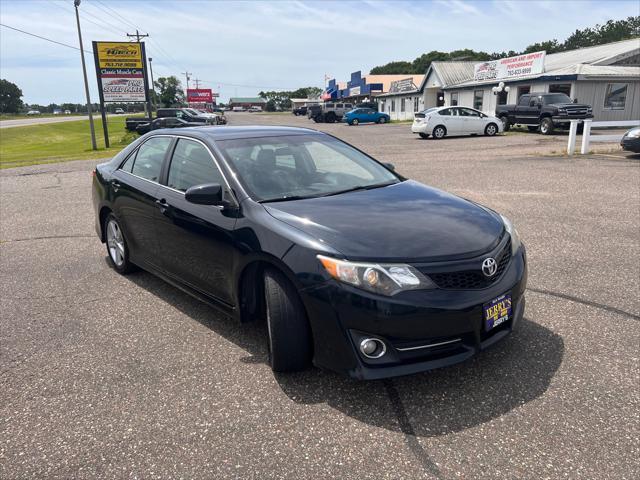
[451,92,458,106]
[391,100,395,112]
[413,97,419,112]
[400,98,405,112]
[517,86,530,99]
[380,100,385,112]
[604,83,627,110]
[549,84,571,96]
[473,90,484,110]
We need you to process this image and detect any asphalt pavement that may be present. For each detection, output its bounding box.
[1,114,638,479]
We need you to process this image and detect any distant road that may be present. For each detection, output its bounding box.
[0,114,120,129]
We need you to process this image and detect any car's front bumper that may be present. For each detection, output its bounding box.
[299,246,528,379]
[621,136,640,153]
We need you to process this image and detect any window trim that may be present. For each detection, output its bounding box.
[603,82,628,111]
[473,90,484,111]
[165,137,227,194]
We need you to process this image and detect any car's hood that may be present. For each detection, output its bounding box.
[551,102,590,108]
[263,180,504,262]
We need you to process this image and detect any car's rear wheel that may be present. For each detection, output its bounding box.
[432,125,447,139]
[264,269,312,372]
[419,133,429,139]
[500,115,510,132]
[485,123,498,136]
[540,117,554,135]
[105,214,134,274]
[351,118,359,126]
[378,116,386,124]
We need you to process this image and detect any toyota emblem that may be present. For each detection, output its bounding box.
[482,257,497,277]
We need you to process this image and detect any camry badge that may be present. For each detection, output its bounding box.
[482,257,497,277]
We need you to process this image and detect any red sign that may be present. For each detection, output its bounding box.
[187,88,213,103]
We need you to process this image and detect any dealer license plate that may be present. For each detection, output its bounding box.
[483,293,512,331]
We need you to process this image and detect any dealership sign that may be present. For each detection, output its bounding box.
[389,77,417,93]
[474,51,546,81]
[93,41,147,103]
[187,89,214,103]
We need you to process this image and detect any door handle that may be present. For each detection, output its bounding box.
[111,180,121,192]
[155,198,170,214]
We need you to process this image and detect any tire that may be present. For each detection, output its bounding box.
[378,116,386,124]
[264,269,312,372]
[325,112,337,123]
[500,116,510,132]
[485,123,498,136]
[432,125,446,139]
[419,133,429,139]
[540,117,554,135]
[527,126,538,132]
[104,214,135,274]
[351,118,359,126]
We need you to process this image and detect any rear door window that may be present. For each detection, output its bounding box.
[130,136,172,182]
[518,95,530,106]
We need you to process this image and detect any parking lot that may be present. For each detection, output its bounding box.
[1,114,638,479]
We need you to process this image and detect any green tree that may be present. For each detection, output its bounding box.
[369,61,413,75]
[0,79,23,113]
[154,76,184,107]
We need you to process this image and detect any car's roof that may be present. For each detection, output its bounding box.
[150,125,324,141]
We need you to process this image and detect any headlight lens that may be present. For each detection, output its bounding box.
[500,215,521,255]
[317,255,436,296]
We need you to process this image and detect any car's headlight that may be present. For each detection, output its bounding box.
[317,255,436,296]
[500,215,521,255]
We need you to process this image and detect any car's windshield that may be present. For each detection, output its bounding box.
[216,134,400,202]
[185,108,201,116]
[543,94,572,104]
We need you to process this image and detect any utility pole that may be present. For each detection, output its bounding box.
[74,0,97,150]
[148,57,155,109]
[126,30,151,116]
[193,78,201,89]
[182,71,192,90]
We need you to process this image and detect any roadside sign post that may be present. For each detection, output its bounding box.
[74,1,97,150]
[93,41,149,145]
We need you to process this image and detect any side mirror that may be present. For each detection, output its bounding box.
[185,183,224,206]
[383,162,395,171]
[573,98,578,104]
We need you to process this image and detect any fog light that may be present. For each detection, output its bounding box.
[359,338,386,359]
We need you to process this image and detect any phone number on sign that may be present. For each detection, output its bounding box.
[506,67,532,77]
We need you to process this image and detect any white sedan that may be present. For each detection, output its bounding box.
[411,106,503,139]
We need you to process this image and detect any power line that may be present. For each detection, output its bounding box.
[90,0,140,31]
[0,23,93,55]
[51,0,126,37]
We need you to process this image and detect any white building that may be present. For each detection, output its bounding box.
[378,39,640,121]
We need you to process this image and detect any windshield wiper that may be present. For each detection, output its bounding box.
[319,180,399,198]
[259,194,322,203]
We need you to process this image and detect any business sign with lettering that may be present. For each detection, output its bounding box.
[474,51,546,82]
[187,89,214,103]
[93,41,146,102]
[389,77,418,93]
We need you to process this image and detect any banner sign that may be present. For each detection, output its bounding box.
[349,86,361,96]
[187,89,213,103]
[474,51,546,82]
[389,77,417,93]
[93,41,146,103]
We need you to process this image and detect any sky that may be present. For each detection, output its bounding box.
[0,0,639,104]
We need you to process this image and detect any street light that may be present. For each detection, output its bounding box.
[74,0,97,150]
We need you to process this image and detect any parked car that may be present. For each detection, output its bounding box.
[115,108,125,114]
[26,110,40,116]
[64,110,72,115]
[412,106,502,139]
[307,102,354,123]
[248,106,263,112]
[343,108,390,125]
[292,106,308,116]
[92,126,527,379]
[620,127,640,153]
[232,106,245,112]
[53,109,62,115]
[135,117,206,135]
[126,108,214,131]
[495,93,593,135]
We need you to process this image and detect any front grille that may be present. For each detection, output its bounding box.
[563,107,589,117]
[423,237,511,290]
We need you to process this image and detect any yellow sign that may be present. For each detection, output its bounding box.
[95,42,143,69]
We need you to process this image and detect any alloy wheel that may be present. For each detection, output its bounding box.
[106,219,126,267]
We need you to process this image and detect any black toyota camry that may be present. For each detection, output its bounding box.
[92,126,527,379]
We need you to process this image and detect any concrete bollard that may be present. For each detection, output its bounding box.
[567,120,579,155]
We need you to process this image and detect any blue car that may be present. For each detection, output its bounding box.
[343,108,390,126]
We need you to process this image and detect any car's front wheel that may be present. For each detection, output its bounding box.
[540,117,554,135]
[500,115,510,132]
[351,118,359,126]
[485,123,498,136]
[105,214,135,274]
[378,116,386,124]
[264,269,312,372]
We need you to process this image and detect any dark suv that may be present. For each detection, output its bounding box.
[495,93,593,135]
